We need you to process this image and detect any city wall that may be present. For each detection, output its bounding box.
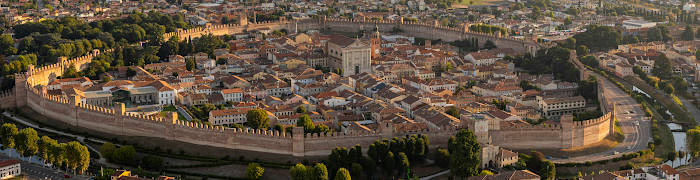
[163,17,541,54]
[490,111,614,150]
[0,20,618,158]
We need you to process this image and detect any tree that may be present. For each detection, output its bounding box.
[100,143,116,161]
[682,25,695,41]
[334,168,351,180]
[397,152,410,178]
[246,109,270,129]
[526,151,556,179]
[48,143,65,169]
[64,141,89,174]
[350,163,363,179]
[185,57,195,71]
[687,126,700,159]
[435,148,450,168]
[15,128,39,157]
[445,106,459,118]
[290,163,309,180]
[383,151,395,174]
[668,151,678,167]
[0,34,17,56]
[663,83,675,94]
[297,114,314,132]
[652,54,673,80]
[141,155,163,171]
[576,45,588,57]
[38,136,57,163]
[245,163,264,180]
[314,163,329,180]
[112,145,137,166]
[0,123,18,149]
[449,129,481,178]
[483,40,497,49]
[296,106,306,113]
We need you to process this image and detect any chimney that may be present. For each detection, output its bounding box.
[425,39,431,47]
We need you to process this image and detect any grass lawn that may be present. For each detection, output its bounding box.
[160,105,188,121]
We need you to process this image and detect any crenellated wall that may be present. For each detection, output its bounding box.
[1,20,618,158]
[162,17,541,54]
[490,111,614,150]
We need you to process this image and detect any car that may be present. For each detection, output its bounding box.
[635,121,640,126]
[613,151,619,155]
[626,146,632,150]
[561,156,569,159]
[629,111,634,114]
[545,156,552,159]
[64,175,71,178]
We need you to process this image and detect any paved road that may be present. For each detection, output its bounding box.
[0,154,70,180]
[420,170,449,180]
[175,105,194,121]
[553,72,651,163]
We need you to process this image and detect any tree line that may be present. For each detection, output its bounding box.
[99,143,164,172]
[0,123,90,174]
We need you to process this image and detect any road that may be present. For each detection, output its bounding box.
[552,72,651,163]
[175,105,194,121]
[0,154,69,180]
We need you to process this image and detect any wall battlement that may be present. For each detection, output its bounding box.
[0,19,617,157]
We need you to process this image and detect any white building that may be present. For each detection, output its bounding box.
[622,20,657,30]
[0,160,20,179]
[221,88,244,102]
[536,96,586,120]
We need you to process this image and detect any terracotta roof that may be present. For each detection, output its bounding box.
[0,160,19,167]
[221,88,244,94]
[328,35,356,47]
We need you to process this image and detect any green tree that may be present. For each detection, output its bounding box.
[0,123,18,149]
[663,83,675,94]
[435,148,450,168]
[100,143,116,161]
[383,151,395,175]
[65,141,90,174]
[245,163,264,180]
[38,136,57,163]
[0,34,17,56]
[246,109,270,129]
[48,143,65,169]
[140,155,163,171]
[350,163,363,179]
[314,163,329,180]
[297,114,314,132]
[526,151,556,179]
[449,129,481,178]
[653,54,673,80]
[296,106,306,113]
[185,57,195,71]
[334,168,351,180]
[576,45,588,56]
[397,152,410,177]
[682,25,695,41]
[668,151,678,167]
[15,128,39,157]
[445,106,459,118]
[290,163,309,180]
[112,145,137,165]
[687,126,700,159]
[61,64,80,79]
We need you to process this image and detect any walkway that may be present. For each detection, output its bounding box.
[420,170,449,180]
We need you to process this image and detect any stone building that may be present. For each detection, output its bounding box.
[536,96,586,120]
[327,35,372,76]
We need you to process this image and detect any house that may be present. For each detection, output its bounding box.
[0,160,20,179]
[221,88,244,102]
[615,62,633,77]
[464,51,501,66]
